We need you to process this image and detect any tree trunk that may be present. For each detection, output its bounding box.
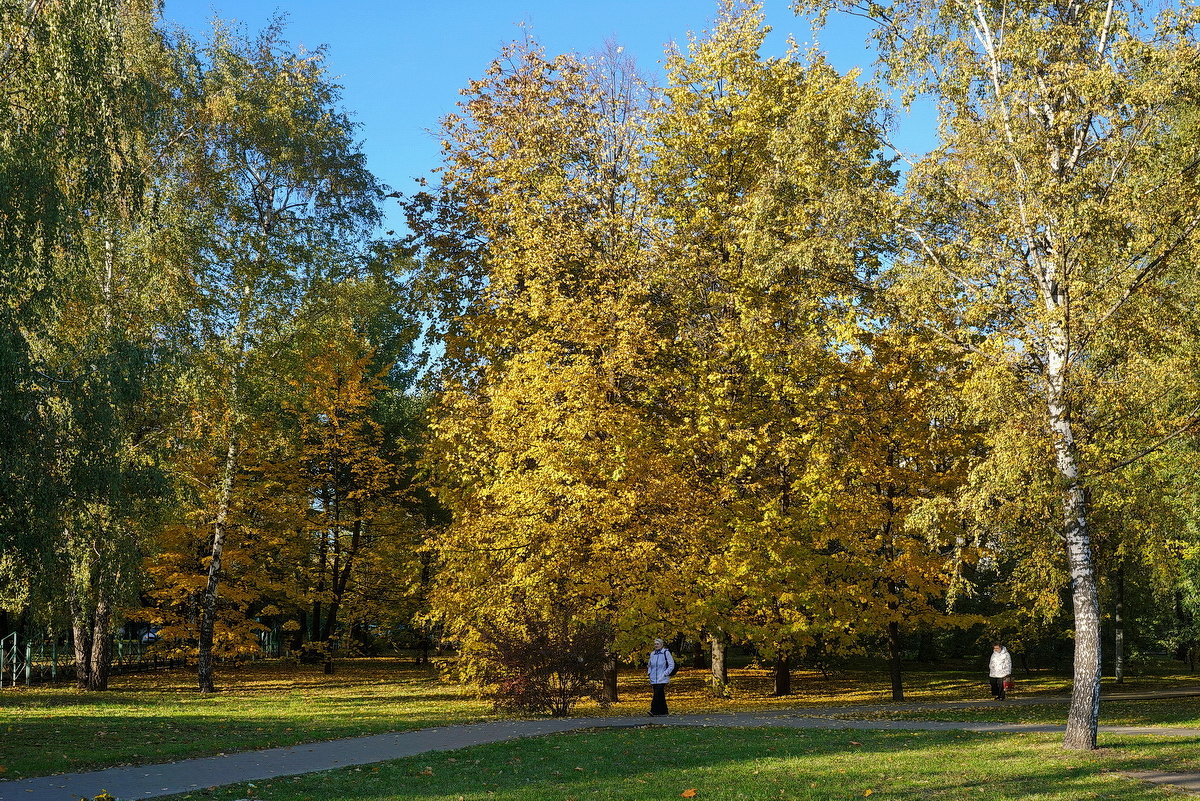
[601,653,619,704]
[1047,336,1101,750]
[311,599,323,642]
[71,616,93,690]
[312,529,327,643]
[70,600,113,690]
[198,434,238,694]
[321,515,362,676]
[709,632,729,697]
[418,636,431,666]
[773,653,791,696]
[66,547,114,691]
[322,593,339,674]
[86,598,112,691]
[887,620,904,701]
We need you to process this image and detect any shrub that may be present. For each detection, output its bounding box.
[474,615,611,717]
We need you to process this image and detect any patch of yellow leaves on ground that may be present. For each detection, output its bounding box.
[572,663,1194,717]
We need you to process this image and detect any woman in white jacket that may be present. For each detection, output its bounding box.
[989,644,1012,700]
[647,638,676,716]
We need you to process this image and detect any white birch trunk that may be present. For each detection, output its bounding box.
[1045,323,1101,750]
[197,431,237,693]
[197,285,250,694]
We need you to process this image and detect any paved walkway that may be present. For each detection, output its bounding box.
[1123,772,1200,793]
[4,690,1200,801]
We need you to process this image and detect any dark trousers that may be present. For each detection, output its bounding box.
[650,683,669,715]
[990,676,1007,700]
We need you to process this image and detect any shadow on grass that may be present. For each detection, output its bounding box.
[185,727,1195,801]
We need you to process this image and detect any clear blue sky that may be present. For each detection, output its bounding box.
[161,1,934,232]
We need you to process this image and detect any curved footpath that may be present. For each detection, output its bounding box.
[3,689,1200,801]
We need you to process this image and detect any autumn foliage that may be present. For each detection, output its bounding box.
[4,1,1200,757]
[408,0,1200,733]
[408,4,980,712]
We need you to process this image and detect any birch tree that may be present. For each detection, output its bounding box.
[0,0,173,689]
[162,19,383,692]
[797,0,1200,748]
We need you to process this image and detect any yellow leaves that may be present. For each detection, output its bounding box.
[681,789,698,798]
[864,790,874,797]
[418,0,979,687]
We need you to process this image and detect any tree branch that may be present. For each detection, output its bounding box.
[1082,406,1200,478]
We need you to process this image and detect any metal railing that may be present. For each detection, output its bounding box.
[1,631,30,687]
[0,633,191,688]
[1,626,288,688]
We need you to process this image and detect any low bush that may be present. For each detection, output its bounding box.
[475,615,611,716]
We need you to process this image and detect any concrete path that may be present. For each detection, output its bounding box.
[1124,772,1200,793]
[4,691,1200,801]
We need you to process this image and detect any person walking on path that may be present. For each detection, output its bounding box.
[647,637,676,716]
[989,643,1012,700]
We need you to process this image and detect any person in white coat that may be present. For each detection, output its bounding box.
[989,644,1012,700]
[647,637,676,716]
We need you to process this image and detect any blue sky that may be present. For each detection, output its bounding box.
[161,1,934,231]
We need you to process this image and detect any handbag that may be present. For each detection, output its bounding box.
[1003,677,1014,692]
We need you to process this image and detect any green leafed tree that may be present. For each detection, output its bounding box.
[0,0,175,690]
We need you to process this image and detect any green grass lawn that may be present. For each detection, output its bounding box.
[162,726,1200,801]
[0,659,494,780]
[836,698,1200,728]
[1,656,1196,782]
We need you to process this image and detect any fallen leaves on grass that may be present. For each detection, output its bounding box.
[681,789,697,798]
